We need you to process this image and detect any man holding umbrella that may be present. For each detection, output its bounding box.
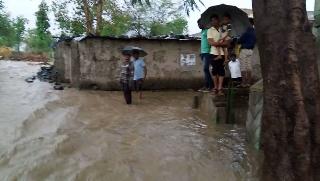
[207,14,225,95]
[120,46,147,104]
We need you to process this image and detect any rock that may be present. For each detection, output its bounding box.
[25,78,34,83]
[54,85,64,90]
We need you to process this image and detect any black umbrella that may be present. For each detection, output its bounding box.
[198,4,250,37]
[122,46,148,57]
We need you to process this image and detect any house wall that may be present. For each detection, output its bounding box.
[55,38,203,90]
[54,41,71,83]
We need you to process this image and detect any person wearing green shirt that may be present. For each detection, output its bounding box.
[198,20,213,92]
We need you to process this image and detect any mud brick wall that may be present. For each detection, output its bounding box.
[55,37,203,90]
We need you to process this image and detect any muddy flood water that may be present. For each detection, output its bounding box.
[0,61,261,181]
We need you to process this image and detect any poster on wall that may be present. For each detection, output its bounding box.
[180,54,196,66]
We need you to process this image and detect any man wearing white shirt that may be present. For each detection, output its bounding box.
[228,53,242,86]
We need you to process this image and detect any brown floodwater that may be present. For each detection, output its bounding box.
[0,61,261,181]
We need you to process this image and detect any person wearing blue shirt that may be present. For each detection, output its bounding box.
[238,18,256,87]
[132,49,147,99]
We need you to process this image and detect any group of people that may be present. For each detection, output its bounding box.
[198,13,256,95]
[118,13,256,104]
[120,49,147,105]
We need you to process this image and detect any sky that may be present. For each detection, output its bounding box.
[2,0,316,35]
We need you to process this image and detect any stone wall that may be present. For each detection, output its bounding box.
[246,80,263,150]
[54,37,203,90]
[54,41,69,82]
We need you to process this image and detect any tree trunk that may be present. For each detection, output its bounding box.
[17,42,20,52]
[82,0,93,35]
[253,0,320,180]
[95,0,104,35]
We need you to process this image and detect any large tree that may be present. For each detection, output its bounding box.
[252,0,320,180]
[125,0,188,36]
[0,0,15,47]
[53,0,120,35]
[13,16,27,52]
[52,0,188,36]
[27,0,52,53]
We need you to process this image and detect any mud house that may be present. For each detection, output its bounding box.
[54,36,203,90]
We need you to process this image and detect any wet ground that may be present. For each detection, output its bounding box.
[0,61,260,181]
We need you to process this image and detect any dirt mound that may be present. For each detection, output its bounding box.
[7,52,50,62]
[0,47,12,58]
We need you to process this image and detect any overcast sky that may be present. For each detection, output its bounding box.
[3,0,316,35]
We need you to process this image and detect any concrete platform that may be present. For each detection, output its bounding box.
[193,88,249,125]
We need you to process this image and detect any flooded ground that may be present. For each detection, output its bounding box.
[0,61,260,181]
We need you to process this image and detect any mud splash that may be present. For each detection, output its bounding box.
[0,61,260,180]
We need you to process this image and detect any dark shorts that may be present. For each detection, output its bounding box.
[211,55,225,76]
[134,79,144,91]
[232,77,242,82]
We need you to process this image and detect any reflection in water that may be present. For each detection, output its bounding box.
[0,61,260,180]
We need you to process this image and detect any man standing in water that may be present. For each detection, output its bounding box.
[207,14,225,95]
[197,20,213,92]
[120,52,134,104]
[132,49,147,99]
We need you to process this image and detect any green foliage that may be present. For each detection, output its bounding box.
[0,12,15,47]
[101,13,132,36]
[131,0,203,16]
[13,16,27,51]
[35,1,50,35]
[52,1,86,36]
[26,29,52,53]
[52,0,188,37]
[27,1,52,53]
[127,0,188,36]
[150,16,188,36]
[0,1,15,47]
[0,0,4,10]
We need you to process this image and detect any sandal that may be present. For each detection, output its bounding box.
[210,88,218,95]
[217,89,225,96]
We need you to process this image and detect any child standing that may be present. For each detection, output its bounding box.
[132,49,147,99]
[228,53,242,86]
[216,13,232,62]
[120,53,134,104]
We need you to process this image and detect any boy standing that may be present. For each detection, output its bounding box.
[132,49,147,99]
[120,53,134,104]
[228,53,242,86]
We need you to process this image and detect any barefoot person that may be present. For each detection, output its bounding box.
[120,52,134,105]
[207,14,225,95]
[132,49,147,99]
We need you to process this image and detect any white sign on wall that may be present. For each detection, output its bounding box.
[180,54,196,66]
